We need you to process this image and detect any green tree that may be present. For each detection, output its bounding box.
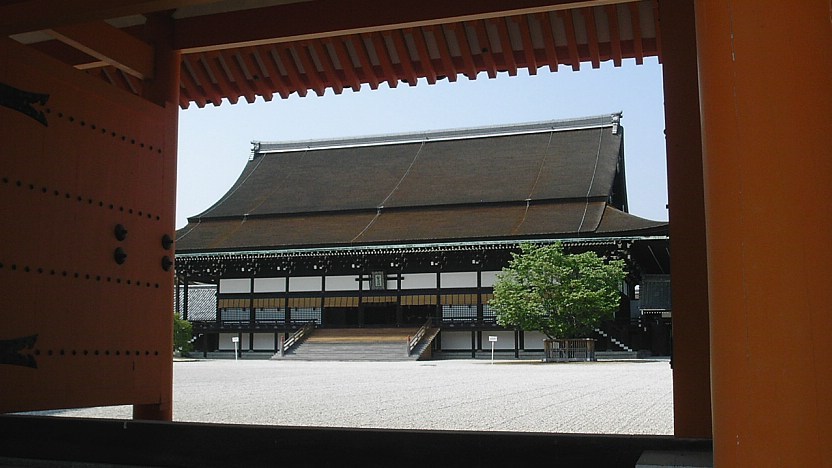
[490,243,626,339]
[173,312,193,356]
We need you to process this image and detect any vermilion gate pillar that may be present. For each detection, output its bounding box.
[695,1,832,464]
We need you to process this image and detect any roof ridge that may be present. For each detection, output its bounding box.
[252,113,622,156]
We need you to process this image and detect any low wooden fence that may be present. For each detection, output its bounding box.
[543,339,596,362]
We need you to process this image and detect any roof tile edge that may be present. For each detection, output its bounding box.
[252,113,623,156]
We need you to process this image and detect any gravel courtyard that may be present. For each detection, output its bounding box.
[40,358,673,435]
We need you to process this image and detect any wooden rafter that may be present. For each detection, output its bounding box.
[427,26,457,82]
[367,33,399,89]
[558,10,581,71]
[206,51,244,104]
[294,43,327,96]
[389,30,418,86]
[514,15,537,75]
[408,27,437,84]
[42,1,662,108]
[537,12,559,72]
[450,23,478,80]
[308,40,344,95]
[628,2,644,65]
[583,8,601,69]
[250,48,291,99]
[472,21,497,79]
[275,46,308,98]
[652,0,662,63]
[348,35,380,90]
[606,4,623,67]
[492,18,517,76]
[327,38,362,92]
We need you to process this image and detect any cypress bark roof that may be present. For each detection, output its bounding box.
[176,114,667,253]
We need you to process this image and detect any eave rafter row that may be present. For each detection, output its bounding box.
[22,0,658,108]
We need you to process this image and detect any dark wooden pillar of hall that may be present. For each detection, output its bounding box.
[658,0,712,439]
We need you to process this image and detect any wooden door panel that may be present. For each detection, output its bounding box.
[1,38,175,414]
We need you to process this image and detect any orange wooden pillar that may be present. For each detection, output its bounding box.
[659,0,712,439]
[132,13,180,421]
[695,1,832,464]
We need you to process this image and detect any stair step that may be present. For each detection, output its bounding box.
[276,327,437,361]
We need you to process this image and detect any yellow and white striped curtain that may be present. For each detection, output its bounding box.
[323,296,359,307]
[287,297,322,308]
[440,294,479,305]
[400,294,437,306]
[217,298,248,308]
[362,295,397,303]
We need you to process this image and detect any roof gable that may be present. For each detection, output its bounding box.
[191,115,623,220]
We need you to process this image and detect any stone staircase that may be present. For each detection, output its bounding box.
[275,327,438,361]
[594,327,635,353]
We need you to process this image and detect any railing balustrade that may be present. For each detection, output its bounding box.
[279,321,315,357]
[406,318,433,356]
[543,339,596,362]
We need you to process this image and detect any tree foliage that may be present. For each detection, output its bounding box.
[174,312,193,355]
[490,243,626,339]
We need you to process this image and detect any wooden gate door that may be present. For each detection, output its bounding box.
[0,37,177,418]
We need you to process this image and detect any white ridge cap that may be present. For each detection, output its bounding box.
[253,113,622,155]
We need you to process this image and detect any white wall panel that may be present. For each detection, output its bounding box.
[486,331,517,350]
[480,271,501,288]
[219,278,251,294]
[401,273,436,290]
[440,331,474,350]
[253,333,275,350]
[289,276,323,292]
[523,331,547,350]
[440,271,477,288]
[219,333,245,350]
[254,277,286,293]
[326,275,359,291]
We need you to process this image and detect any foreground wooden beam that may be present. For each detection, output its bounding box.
[0,0,215,36]
[173,0,639,53]
[45,22,154,79]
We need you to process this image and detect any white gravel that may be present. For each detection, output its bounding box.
[37,359,674,435]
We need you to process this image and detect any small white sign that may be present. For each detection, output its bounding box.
[488,336,498,342]
[231,337,239,343]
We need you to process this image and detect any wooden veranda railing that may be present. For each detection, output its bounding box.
[277,322,315,357]
[543,339,597,362]
[406,318,432,357]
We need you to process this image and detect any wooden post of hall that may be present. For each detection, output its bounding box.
[658,0,712,438]
[695,1,831,464]
[132,11,180,422]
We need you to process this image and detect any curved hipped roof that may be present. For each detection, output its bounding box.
[176,113,667,254]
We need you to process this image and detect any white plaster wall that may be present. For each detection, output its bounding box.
[219,333,245,350]
[219,278,250,294]
[440,271,477,288]
[401,273,436,290]
[326,275,359,291]
[253,333,275,350]
[487,331,517,350]
[480,271,501,288]
[289,276,323,292]
[523,331,547,350]
[440,331,474,350]
[254,277,286,293]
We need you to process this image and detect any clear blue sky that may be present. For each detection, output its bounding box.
[176,57,667,230]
